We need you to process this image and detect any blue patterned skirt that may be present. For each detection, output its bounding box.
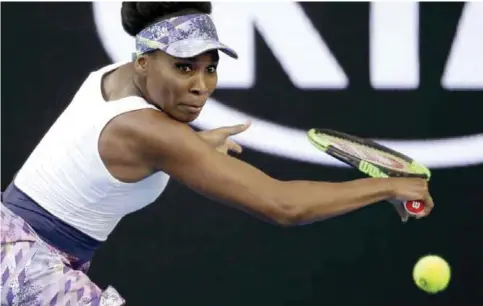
[0,203,125,305]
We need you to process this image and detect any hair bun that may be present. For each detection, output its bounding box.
[121,2,212,37]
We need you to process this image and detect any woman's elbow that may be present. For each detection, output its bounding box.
[264,200,306,227]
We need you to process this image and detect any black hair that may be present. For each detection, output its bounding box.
[121,2,212,37]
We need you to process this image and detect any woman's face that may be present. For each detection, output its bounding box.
[134,50,219,122]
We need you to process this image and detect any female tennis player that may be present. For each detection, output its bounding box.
[1,2,434,305]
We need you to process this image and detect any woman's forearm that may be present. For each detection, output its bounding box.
[276,178,393,225]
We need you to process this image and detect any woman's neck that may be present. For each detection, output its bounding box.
[101,63,141,102]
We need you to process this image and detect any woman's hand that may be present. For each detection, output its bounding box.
[197,122,251,154]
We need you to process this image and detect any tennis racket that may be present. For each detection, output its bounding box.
[307,128,431,221]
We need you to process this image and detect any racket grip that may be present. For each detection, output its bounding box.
[402,200,425,215]
[388,199,425,222]
[389,199,425,215]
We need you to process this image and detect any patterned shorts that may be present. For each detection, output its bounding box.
[0,203,125,305]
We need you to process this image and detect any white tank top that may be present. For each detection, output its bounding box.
[14,62,170,241]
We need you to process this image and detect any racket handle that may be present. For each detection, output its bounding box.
[388,199,425,221]
[403,200,425,215]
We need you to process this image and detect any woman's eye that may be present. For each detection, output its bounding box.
[175,64,192,72]
[206,66,217,73]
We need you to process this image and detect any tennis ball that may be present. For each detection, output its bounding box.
[413,255,451,294]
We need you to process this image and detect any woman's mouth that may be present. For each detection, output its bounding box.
[179,104,202,113]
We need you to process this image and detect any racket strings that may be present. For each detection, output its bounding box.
[326,136,409,170]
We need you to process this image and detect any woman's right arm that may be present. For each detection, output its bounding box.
[109,109,433,226]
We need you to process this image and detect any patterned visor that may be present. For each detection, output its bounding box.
[134,13,238,60]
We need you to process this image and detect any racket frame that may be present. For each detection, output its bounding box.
[307,128,430,180]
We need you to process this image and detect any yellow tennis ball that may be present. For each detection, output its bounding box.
[413,255,451,293]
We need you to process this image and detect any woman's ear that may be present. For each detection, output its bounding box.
[134,55,149,76]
